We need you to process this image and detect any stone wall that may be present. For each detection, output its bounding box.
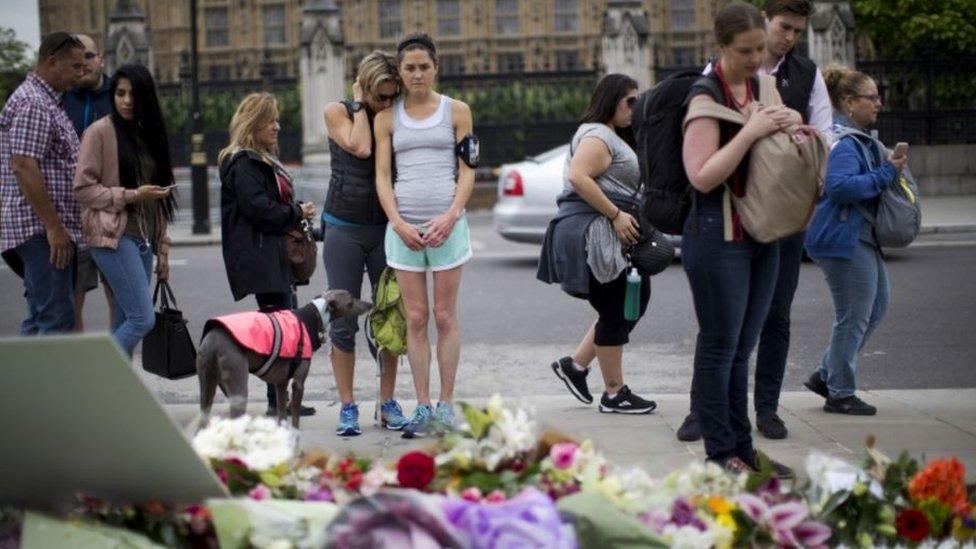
[909,145,976,196]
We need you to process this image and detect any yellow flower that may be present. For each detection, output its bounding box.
[716,513,737,533]
[707,496,733,516]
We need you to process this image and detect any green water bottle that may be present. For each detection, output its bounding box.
[623,267,641,321]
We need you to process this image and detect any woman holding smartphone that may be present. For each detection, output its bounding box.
[802,66,907,416]
[74,63,175,357]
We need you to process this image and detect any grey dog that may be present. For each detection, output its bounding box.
[196,289,371,428]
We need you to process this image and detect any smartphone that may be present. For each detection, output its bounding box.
[892,142,909,159]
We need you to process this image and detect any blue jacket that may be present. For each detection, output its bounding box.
[62,77,113,138]
[804,118,897,260]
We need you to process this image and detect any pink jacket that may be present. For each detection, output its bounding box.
[73,116,170,254]
[204,310,313,360]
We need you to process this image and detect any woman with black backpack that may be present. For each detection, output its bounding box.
[680,2,799,476]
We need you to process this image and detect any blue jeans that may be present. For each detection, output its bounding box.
[14,233,75,334]
[815,241,889,399]
[683,209,780,462]
[90,235,155,356]
[255,291,297,406]
[754,231,805,416]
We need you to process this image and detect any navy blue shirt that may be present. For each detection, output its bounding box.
[62,77,112,137]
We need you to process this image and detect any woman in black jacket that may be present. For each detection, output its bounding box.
[217,92,316,414]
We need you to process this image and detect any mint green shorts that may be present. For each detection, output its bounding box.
[384,217,473,272]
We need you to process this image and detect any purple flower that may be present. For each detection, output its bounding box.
[736,493,831,547]
[443,487,577,549]
[669,498,707,531]
[248,484,271,501]
[326,491,465,548]
[794,520,833,548]
[305,485,334,502]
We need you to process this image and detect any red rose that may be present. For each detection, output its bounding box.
[897,508,931,542]
[396,451,435,490]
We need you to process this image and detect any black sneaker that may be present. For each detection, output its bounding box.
[676,412,702,442]
[551,356,593,404]
[824,395,877,416]
[803,371,829,399]
[756,412,788,440]
[598,385,656,414]
[266,403,317,417]
[747,449,795,480]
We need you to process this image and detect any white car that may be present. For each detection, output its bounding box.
[492,144,680,248]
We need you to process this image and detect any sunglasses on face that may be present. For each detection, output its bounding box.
[376,93,397,102]
[84,52,99,60]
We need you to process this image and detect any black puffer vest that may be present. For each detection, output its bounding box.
[323,101,387,225]
[774,51,817,124]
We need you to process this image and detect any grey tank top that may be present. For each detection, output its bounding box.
[392,95,458,224]
[563,123,640,197]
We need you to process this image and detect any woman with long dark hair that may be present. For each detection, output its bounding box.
[74,63,175,356]
[538,73,658,415]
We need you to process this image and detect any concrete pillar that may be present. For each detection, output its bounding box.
[299,0,345,166]
[602,0,653,90]
[104,0,151,74]
[807,0,856,68]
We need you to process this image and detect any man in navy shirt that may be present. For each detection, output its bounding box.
[62,34,115,331]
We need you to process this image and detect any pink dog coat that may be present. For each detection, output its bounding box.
[204,310,313,360]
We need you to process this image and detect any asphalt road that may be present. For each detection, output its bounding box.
[2,213,974,405]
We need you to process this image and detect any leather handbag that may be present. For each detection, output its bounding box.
[142,280,196,379]
[284,217,317,285]
[621,202,676,276]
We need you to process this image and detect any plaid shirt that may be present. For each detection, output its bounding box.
[0,72,82,252]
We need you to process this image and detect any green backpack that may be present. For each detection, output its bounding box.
[368,268,407,356]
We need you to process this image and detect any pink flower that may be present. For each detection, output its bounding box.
[460,487,483,502]
[248,484,271,501]
[216,469,229,484]
[549,442,579,470]
[794,521,832,548]
[486,490,507,503]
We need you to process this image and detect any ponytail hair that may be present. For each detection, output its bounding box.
[822,65,873,110]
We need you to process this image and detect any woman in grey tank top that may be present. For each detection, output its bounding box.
[374,33,476,439]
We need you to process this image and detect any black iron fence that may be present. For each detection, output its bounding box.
[159,70,600,167]
[856,58,976,145]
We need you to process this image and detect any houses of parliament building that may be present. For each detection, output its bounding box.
[40,0,728,84]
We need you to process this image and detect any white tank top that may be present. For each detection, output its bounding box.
[392,95,458,224]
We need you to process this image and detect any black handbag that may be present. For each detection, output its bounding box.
[142,280,197,380]
[620,198,676,277]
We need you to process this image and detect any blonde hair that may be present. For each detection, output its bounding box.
[218,92,279,165]
[822,65,873,111]
[357,50,399,100]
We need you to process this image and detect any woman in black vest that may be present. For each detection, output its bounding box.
[321,51,405,437]
[217,93,316,415]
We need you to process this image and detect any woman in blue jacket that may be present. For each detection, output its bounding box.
[803,67,908,415]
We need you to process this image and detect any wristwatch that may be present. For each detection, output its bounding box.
[346,101,364,116]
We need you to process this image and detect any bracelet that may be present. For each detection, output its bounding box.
[609,207,621,221]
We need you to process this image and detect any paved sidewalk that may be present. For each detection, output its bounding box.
[166,195,976,246]
[164,389,976,482]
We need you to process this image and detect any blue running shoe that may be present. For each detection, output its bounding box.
[401,404,433,439]
[434,401,457,433]
[380,399,409,430]
[336,402,361,436]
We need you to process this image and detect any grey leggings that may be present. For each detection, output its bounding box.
[322,222,387,353]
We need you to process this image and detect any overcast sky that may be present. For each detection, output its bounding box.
[4,0,41,50]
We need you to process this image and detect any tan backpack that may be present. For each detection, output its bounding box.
[683,75,829,243]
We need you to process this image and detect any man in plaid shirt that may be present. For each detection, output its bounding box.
[0,32,87,334]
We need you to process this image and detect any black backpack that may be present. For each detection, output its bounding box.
[633,70,720,235]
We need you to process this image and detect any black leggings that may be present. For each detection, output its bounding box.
[586,270,650,346]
